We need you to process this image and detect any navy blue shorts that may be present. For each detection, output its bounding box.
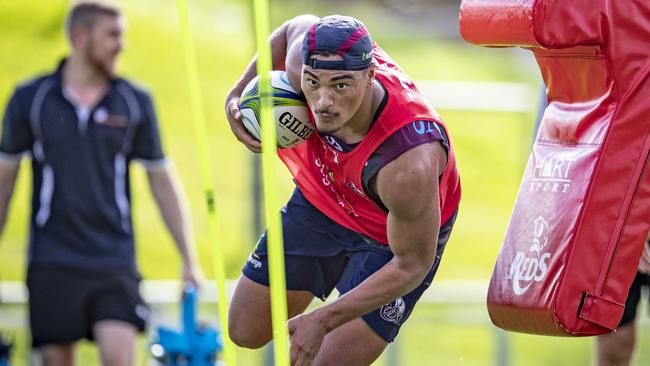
[27,266,148,347]
[243,187,456,342]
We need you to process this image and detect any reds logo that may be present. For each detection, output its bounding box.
[506,216,552,295]
[380,297,406,325]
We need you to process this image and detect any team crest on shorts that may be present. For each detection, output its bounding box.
[380,297,406,325]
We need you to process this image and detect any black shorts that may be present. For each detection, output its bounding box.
[243,187,457,342]
[27,266,148,348]
[618,271,650,327]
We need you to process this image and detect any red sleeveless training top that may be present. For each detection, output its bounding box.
[278,44,461,244]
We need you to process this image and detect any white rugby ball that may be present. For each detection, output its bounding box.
[239,70,313,148]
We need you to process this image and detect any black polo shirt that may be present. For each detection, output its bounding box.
[0,60,166,271]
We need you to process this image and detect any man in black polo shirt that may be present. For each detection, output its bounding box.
[0,2,203,365]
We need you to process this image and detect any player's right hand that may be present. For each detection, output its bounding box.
[225,91,262,153]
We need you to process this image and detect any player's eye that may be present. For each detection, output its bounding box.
[307,79,318,87]
[335,83,348,90]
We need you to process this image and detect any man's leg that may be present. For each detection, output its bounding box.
[88,270,147,366]
[314,318,387,366]
[230,188,351,349]
[228,275,314,348]
[314,232,448,365]
[93,320,137,366]
[594,323,636,366]
[593,272,644,366]
[40,344,75,366]
[27,268,92,366]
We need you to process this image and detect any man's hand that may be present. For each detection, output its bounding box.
[288,311,328,366]
[182,262,205,289]
[225,91,261,153]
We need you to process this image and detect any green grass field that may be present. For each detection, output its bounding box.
[1,0,649,365]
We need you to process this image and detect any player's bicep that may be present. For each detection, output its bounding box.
[284,15,319,92]
[376,143,444,266]
[285,39,303,92]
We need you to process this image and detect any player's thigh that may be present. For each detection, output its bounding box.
[234,248,347,346]
[93,320,137,366]
[228,274,314,347]
[314,317,387,366]
[229,274,315,321]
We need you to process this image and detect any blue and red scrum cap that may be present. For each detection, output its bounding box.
[301,15,373,71]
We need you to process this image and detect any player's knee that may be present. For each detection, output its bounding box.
[101,351,131,366]
[228,328,269,349]
[228,320,270,349]
[41,344,75,366]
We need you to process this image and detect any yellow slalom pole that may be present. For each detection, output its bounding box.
[252,0,290,365]
[174,1,237,365]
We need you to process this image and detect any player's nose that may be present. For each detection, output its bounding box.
[316,89,334,109]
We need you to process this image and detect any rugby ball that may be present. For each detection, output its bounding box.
[239,70,313,148]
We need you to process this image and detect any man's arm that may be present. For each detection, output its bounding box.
[0,89,32,240]
[288,142,448,364]
[0,160,20,238]
[224,14,319,152]
[146,164,203,285]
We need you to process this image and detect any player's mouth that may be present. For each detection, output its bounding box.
[316,111,338,119]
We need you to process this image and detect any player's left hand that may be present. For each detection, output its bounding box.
[288,311,328,366]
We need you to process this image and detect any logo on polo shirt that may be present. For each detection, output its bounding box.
[94,107,109,123]
[94,107,128,128]
[380,297,406,325]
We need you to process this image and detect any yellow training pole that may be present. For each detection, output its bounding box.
[174,1,237,365]
[252,0,290,365]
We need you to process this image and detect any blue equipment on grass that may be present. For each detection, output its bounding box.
[150,284,222,365]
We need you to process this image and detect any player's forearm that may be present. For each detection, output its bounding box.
[315,203,439,333]
[0,161,20,238]
[147,166,198,268]
[229,18,296,94]
[314,252,433,333]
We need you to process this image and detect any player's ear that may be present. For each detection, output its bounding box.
[366,65,375,87]
[70,24,89,49]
